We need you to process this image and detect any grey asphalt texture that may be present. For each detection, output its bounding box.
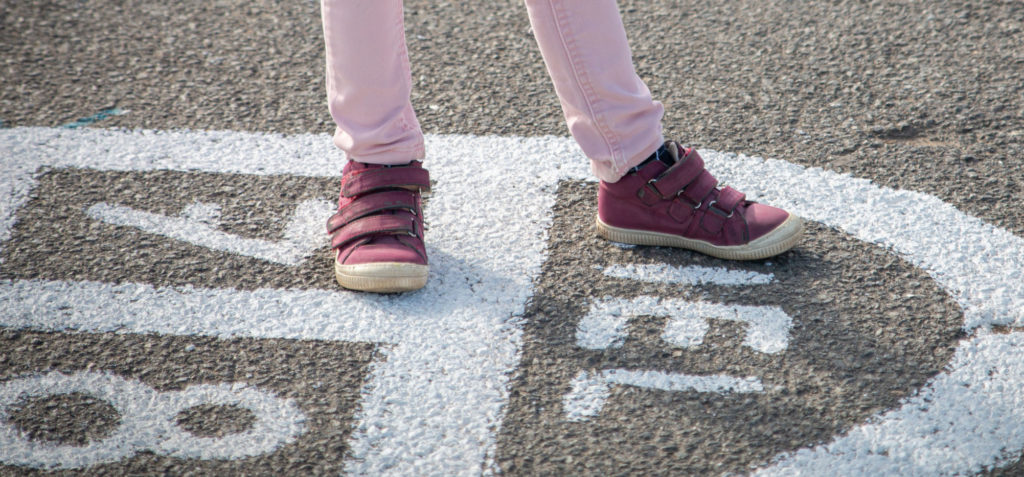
[3,0,1021,235]
[2,0,1023,475]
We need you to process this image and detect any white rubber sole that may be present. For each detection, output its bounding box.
[596,214,804,261]
[334,261,429,293]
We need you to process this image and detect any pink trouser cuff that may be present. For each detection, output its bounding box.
[524,0,665,183]
[334,128,425,165]
[590,132,666,183]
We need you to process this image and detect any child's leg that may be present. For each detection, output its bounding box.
[321,0,424,165]
[524,0,802,259]
[523,0,665,183]
[322,0,430,292]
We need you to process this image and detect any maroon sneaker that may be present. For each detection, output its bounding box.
[326,160,430,292]
[597,141,802,260]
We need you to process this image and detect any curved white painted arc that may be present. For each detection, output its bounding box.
[703,150,1024,330]
[754,330,1024,476]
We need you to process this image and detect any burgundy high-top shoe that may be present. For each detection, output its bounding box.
[597,141,802,260]
[327,160,430,292]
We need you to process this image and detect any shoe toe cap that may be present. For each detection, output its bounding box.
[745,203,793,241]
[340,238,426,266]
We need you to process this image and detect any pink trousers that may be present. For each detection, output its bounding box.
[321,0,665,182]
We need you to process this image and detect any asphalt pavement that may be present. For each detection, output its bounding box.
[1,0,1022,475]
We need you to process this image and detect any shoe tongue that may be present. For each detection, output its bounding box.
[658,141,682,166]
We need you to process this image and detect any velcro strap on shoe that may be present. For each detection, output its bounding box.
[678,170,718,207]
[327,190,419,234]
[650,149,705,197]
[701,186,746,234]
[712,186,745,214]
[341,167,431,198]
[330,215,419,250]
[638,149,706,205]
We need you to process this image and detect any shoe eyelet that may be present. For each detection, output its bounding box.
[674,189,702,209]
[706,200,735,218]
[646,178,682,200]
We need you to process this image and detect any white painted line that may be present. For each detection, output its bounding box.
[563,369,764,421]
[0,279,406,344]
[576,296,792,354]
[603,263,774,286]
[0,127,350,263]
[0,371,305,469]
[2,127,1024,475]
[86,199,334,266]
[700,152,1024,475]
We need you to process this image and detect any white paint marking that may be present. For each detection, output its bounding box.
[575,265,781,424]
[563,369,764,421]
[0,279,405,344]
[0,371,305,469]
[661,310,711,348]
[562,371,613,422]
[576,296,792,354]
[181,201,222,225]
[603,263,774,286]
[85,199,334,266]
[575,295,641,350]
[2,128,1024,475]
[662,300,792,354]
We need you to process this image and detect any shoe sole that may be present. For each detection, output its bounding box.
[596,214,804,261]
[334,261,429,293]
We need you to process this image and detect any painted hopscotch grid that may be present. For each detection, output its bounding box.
[1,128,1024,474]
